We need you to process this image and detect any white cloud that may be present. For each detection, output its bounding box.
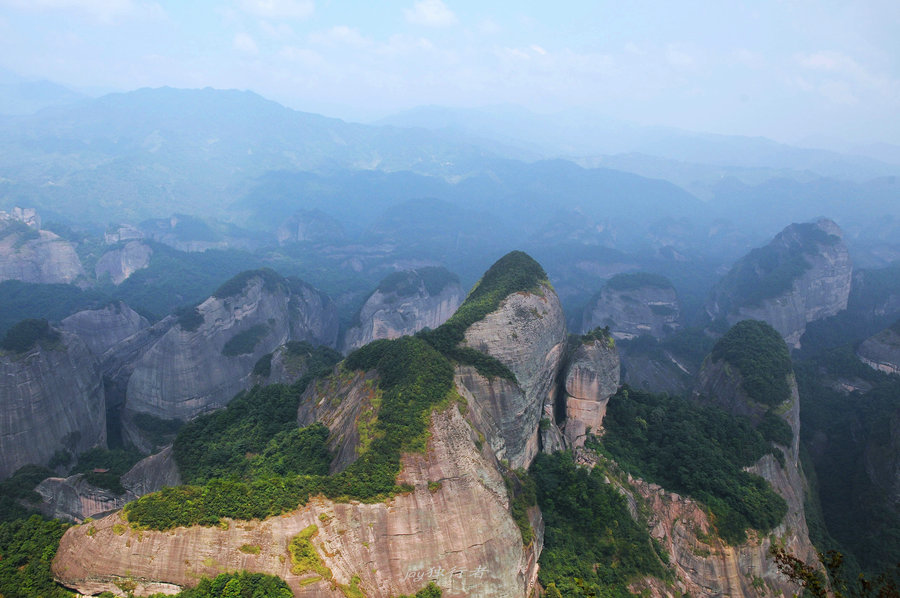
[237,0,314,20]
[234,32,259,54]
[530,44,547,56]
[404,0,457,27]
[0,0,163,23]
[665,44,696,69]
[796,50,859,73]
[308,26,369,48]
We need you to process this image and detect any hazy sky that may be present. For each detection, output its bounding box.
[1,0,899,145]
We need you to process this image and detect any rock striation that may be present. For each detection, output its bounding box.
[0,214,85,284]
[857,321,900,376]
[562,332,620,447]
[0,328,106,479]
[53,407,541,598]
[123,270,338,423]
[341,268,464,353]
[455,282,568,469]
[60,301,150,357]
[581,272,681,339]
[706,219,852,348]
[95,240,153,284]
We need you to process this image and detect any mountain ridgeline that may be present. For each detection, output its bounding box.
[36,251,830,598]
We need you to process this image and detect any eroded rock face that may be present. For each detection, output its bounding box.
[562,335,620,447]
[60,301,150,357]
[0,330,106,479]
[95,240,152,284]
[53,407,541,598]
[123,273,338,423]
[276,209,345,245]
[858,324,900,376]
[581,274,681,339]
[706,219,852,348]
[456,285,568,469]
[342,269,464,353]
[0,220,85,284]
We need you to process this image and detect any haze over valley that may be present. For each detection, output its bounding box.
[0,2,898,597]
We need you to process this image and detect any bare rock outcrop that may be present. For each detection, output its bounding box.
[342,268,464,353]
[123,270,338,423]
[0,214,85,284]
[95,240,153,284]
[562,332,620,447]
[53,407,540,598]
[455,283,568,469]
[858,321,900,376]
[0,327,106,479]
[60,301,150,356]
[276,209,345,245]
[706,219,852,348]
[581,272,681,339]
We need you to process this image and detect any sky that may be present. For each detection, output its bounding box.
[1,0,899,145]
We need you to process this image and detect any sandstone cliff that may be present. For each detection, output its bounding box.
[277,209,345,245]
[53,407,540,597]
[123,270,338,423]
[60,301,150,356]
[0,327,106,479]
[342,268,464,353]
[581,272,681,339]
[0,217,85,284]
[455,283,568,469]
[562,332,620,447]
[36,446,182,522]
[95,240,153,284]
[706,219,852,348]
[858,321,900,376]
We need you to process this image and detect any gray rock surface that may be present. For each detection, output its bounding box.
[60,301,150,356]
[706,219,852,348]
[581,274,681,339]
[0,220,85,284]
[455,284,568,469]
[95,240,152,284]
[563,334,621,447]
[0,329,106,479]
[858,324,900,376]
[123,272,338,422]
[342,269,464,353]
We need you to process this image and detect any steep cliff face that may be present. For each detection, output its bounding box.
[706,219,852,348]
[858,322,900,376]
[53,408,540,598]
[342,268,464,353]
[455,284,568,469]
[692,322,819,581]
[123,270,338,423]
[562,332,620,447]
[0,219,85,284]
[95,240,153,284]
[60,301,150,356]
[37,446,182,522]
[581,273,681,339]
[0,328,106,479]
[276,209,345,245]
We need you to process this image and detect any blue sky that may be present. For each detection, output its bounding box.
[1,0,898,145]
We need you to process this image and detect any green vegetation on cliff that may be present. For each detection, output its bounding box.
[531,452,668,597]
[127,336,455,529]
[711,320,793,407]
[0,318,60,353]
[418,250,547,380]
[0,516,73,598]
[222,324,269,357]
[69,448,144,495]
[0,466,53,523]
[213,268,285,299]
[596,386,788,544]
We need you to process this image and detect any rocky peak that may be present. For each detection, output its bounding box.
[858,320,900,376]
[706,218,852,348]
[0,214,85,284]
[0,321,106,479]
[276,209,345,245]
[95,240,153,284]
[60,301,150,356]
[581,272,681,339]
[562,329,621,447]
[441,251,568,469]
[122,269,338,425]
[342,267,464,353]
